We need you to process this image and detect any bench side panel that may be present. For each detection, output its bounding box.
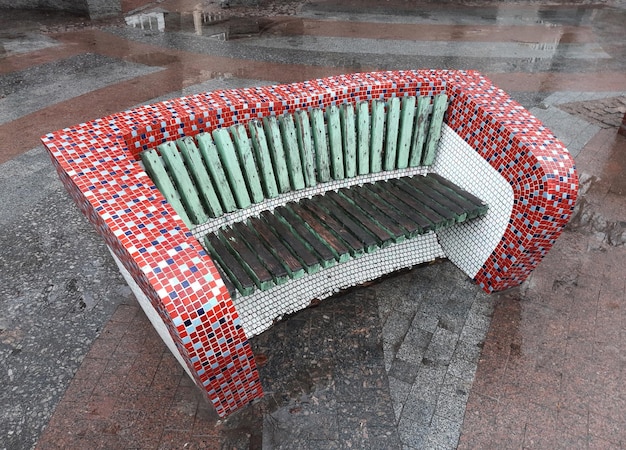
[441,71,578,292]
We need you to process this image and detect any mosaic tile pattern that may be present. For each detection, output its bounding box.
[41,70,578,417]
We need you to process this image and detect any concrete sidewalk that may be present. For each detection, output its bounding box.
[1,1,625,448]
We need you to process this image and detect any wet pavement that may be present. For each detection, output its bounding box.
[1,0,626,448]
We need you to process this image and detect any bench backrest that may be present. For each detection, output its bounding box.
[141,94,448,228]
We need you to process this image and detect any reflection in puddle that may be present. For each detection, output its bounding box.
[125,12,166,32]
[125,9,260,40]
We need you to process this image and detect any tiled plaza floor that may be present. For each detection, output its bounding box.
[1,0,625,448]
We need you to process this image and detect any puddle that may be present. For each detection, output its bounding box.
[125,9,264,40]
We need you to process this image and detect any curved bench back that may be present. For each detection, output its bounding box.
[141,94,448,228]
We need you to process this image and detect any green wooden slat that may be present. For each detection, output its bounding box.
[196,132,238,212]
[230,124,265,204]
[248,119,279,199]
[422,93,448,166]
[277,206,339,267]
[219,226,275,291]
[356,101,370,175]
[325,190,394,247]
[212,128,251,209]
[342,185,419,238]
[338,188,407,242]
[365,182,433,233]
[247,216,306,279]
[231,222,290,285]
[260,210,322,274]
[294,110,317,188]
[387,179,454,229]
[326,105,344,180]
[396,177,465,223]
[384,97,401,171]
[279,114,306,190]
[141,149,192,228]
[176,136,223,218]
[409,96,431,167]
[310,108,331,183]
[314,195,378,253]
[340,103,357,178]
[263,116,292,194]
[204,234,256,296]
[158,141,208,225]
[370,99,385,173]
[301,198,365,257]
[427,173,489,217]
[396,96,416,169]
[284,203,350,267]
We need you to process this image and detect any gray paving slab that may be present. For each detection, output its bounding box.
[530,105,600,157]
[0,53,162,124]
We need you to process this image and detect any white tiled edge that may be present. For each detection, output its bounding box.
[432,125,514,278]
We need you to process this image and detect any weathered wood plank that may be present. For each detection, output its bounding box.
[341,103,357,178]
[422,93,448,166]
[356,101,370,175]
[158,141,208,225]
[370,99,385,173]
[300,198,365,256]
[141,148,192,228]
[396,96,416,169]
[263,116,292,193]
[231,124,265,204]
[310,108,331,183]
[365,182,433,232]
[247,216,306,279]
[294,110,317,188]
[279,114,306,190]
[402,176,469,222]
[384,97,401,171]
[278,205,340,267]
[260,210,321,273]
[231,222,290,283]
[395,177,463,223]
[212,128,251,209]
[338,188,407,242]
[219,226,275,290]
[309,196,378,253]
[248,119,280,199]
[387,178,454,228]
[204,233,256,296]
[420,174,481,219]
[427,173,489,216]
[339,186,415,239]
[409,96,431,167]
[196,132,238,212]
[325,190,394,246]
[176,136,223,218]
[326,105,345,180]
[284,203,349,264]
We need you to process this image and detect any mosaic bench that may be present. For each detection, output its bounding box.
[139,93,490,325]
[42,70,578,418]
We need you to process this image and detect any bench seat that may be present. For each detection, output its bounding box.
[207,173,488,296]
